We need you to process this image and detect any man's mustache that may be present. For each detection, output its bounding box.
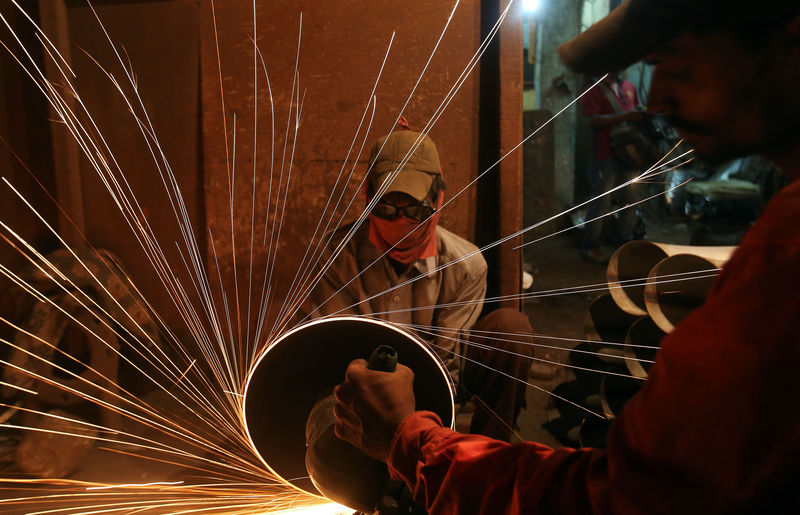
[666,116,710,136]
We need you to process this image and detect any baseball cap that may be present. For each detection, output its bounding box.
[558,0,800,75]
[367,130,442,202]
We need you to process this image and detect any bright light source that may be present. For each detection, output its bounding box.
[271,503,352,515]
[523,0,541,12]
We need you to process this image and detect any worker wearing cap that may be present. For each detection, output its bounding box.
[332,1,800,513]
[304,128,534,442]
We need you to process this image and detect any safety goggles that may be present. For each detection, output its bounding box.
[372,199,437,222]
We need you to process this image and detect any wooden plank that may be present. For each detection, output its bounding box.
[38,0,85,245]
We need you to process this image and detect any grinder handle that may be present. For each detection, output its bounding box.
[367,345,397,372]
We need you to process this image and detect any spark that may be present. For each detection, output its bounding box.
[272,503,351,515]
[86,481,185,491]
[0,380,38,395]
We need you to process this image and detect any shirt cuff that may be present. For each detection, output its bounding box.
[387,411,447,486]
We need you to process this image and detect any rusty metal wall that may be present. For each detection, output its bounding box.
[0,4,60,345]
[475,0,523,311]
[200,0,522,327]
[200,0,490,328]
[496,2,524,308]
[1,0,521,348]
[1,0,204,339]
[62,1,203,335]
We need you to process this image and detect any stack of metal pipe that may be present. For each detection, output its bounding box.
[544,241,734,448]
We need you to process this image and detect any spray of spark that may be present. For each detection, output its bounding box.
[0,0,698,512]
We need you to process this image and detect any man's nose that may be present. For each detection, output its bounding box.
[646,68,673,115]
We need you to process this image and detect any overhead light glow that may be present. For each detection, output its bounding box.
[523,0,541,12]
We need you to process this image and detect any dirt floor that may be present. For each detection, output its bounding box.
[517,230,608,448]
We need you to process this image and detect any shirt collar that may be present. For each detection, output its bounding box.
[357,231,439,278]
[413,255,437,277]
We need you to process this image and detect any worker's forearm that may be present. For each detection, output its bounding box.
[387,411,602,514]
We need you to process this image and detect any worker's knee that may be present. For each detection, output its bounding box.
[474,307,532,334]
[471,309,534,356]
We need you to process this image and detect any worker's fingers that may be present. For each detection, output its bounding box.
[333,420,352,442]
[333,403,361,441]
[344,358,368,381]
[395,363,414,382]
[334,359,373,406]
[333,401,359,428]
[333,383,350,405]
[332,422,348,442]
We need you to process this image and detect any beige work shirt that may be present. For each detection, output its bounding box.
[301,222,487,380]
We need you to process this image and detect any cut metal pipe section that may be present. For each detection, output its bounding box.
[606,241,734,316]
[584,293,641,346]
[623,317,666,379]
[644,253,726,333]
[242,316,455,503]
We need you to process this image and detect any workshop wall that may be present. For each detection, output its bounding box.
[60,0,204,338]
[1,0,522,352]
[200,0,486,327]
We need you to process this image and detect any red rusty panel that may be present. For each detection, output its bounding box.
[0,6,60,340]
[200,1,482,336]
[0,1,204,350]
[63,1,203,336]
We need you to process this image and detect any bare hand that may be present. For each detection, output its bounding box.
[333,359,416,462]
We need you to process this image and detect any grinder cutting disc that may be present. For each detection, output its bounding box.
[242,316,455,497]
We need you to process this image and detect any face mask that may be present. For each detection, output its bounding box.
[368,191,443,264]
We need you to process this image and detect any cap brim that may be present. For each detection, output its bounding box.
[558,3,684,75]
[374,170,434,202]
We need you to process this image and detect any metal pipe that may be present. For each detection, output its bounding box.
[644,253,726,333]
[606,241,734,315]
[584,292,641,346]
[242,316,455,505]
[623,317,666,379]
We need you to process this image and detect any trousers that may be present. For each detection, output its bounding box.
[583,157,641,250]
[460,308,534,442]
